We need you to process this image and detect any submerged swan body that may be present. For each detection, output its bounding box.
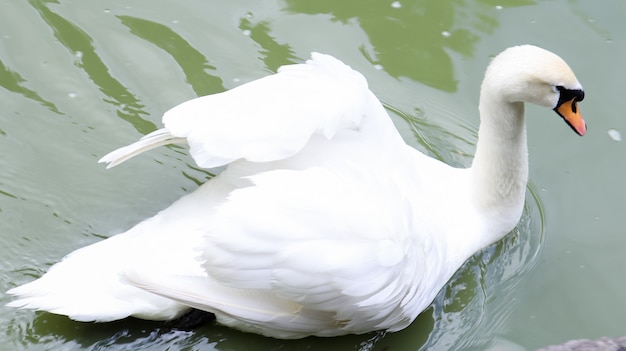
[7,45,585,339]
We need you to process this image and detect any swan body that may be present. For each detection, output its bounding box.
[7,45,585,339]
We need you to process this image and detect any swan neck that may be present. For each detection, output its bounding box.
[470,85,529,236]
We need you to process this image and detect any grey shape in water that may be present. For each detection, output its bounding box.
[537,336,626,351]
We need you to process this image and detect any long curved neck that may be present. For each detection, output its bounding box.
[470,83,529,235]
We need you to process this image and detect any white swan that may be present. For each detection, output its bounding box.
[7,45,585,339]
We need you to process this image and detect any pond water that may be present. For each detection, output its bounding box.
[1,0,624,350]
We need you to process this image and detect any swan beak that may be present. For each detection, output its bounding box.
[555,98,586,136]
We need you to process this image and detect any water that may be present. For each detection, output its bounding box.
[1,0,624,350]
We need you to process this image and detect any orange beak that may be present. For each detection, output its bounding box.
[555,98,586,136]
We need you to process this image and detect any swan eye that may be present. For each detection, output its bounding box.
[551,86,559,93]
[555,86,585,107]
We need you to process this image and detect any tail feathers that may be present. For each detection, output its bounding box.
[6,282,133,322]
[98,128,187,169]
[7,299,130,322]
[6,276,188,322]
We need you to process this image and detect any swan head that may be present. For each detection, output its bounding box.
[482,45,586,135]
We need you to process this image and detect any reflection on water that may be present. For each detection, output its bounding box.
[1,0,550,350]
[238,16,300,71]
[0,59,61,114]
[283,0,535,92]
[28,0,155,134]
[118,16,226,98]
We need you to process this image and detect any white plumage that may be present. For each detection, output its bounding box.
[7,46,585,339]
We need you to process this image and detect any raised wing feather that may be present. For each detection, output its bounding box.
[100,53,373,169]
[163,53,370,168]
[98,129,186,169]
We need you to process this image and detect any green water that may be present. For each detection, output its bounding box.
[1,0,624,350]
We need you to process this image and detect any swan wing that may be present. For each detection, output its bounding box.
[125,167,433,336]
[100,53,373,169]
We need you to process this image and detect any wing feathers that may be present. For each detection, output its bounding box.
[121,270,301,322]
[99,53,373,170]
[98,129,186,168]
